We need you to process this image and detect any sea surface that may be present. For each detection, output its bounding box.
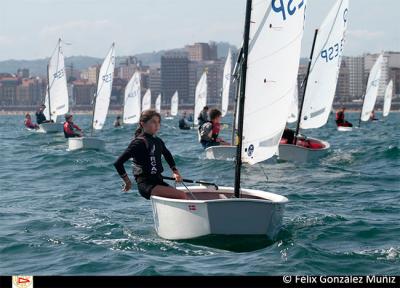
[0,112,399,275]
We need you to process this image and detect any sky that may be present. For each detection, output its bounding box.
[0,0,398,60]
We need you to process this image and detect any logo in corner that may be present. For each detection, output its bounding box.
[12,276,33,288]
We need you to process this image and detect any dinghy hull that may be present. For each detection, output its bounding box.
[151,186,288,240]
[205,145,236,160]
[68,137,105,151]
[37,123,64,133]
[278,137,330,163]
[337,126,353,132]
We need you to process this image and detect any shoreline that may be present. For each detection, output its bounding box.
[1,109,399,116]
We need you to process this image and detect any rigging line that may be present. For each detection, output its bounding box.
[180,181,197,200]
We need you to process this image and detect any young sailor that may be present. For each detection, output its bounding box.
[370,110,378,121]
[335,107,353,127]
[63,114,83,138]
[24,113,39,129]
[114,109,188,200]
[35,104,53,125]
[114,115,122,127]
[281,126,296,145]
[199,108,229,149]
[197,106,209,127]
[178,112,191,130]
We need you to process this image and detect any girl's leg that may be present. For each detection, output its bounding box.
[151,185,188,200]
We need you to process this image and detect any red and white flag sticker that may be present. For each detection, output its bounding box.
[12,276,33,288]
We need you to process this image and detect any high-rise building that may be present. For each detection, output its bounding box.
[81,65,100,84]
[16,78,42,106]
[186,42,218,62]
[17,68,30,79]
[72,80,96,105]
[0,76,19,106]
[161,52,189,106]
[149,67,161,104]
[342,56,365,100]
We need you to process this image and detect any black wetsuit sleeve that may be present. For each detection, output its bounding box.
[160,139,176,170]
[113,140,146,178]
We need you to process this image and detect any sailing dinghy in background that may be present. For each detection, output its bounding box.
[279,0,349,163]
[39,39,69,133]
[68,43,116,151]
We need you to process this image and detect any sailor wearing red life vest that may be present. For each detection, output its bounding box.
[63,114,83,138]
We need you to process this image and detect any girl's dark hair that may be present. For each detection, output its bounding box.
[135,109,161,137]
[209,108,222,121]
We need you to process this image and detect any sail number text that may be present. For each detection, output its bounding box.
[272,0,305,21]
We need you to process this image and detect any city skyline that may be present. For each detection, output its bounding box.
[1,0,399,61]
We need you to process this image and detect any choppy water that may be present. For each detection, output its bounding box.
[0,112,399,275]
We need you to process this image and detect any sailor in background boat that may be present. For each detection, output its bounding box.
[114,110,188,200]
[113,115,122,127]
[35,104,53,125]
[24,113,39,130]
[370,110,378,121]
[335,107,353,127]
[281,125,296,145]
[197,106,209,127]
[178,112,191,130]
[199,108,230,149]
[63,114,83,138]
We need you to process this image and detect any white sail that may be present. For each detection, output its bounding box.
[383,80,393,117]
[194,72,207,125]
[92,43,116,130]
[123,71,141,124]
[287,83,299,123]
[48,38,69,120]
[171,91,179,116]
[155,94,161,113]
[361,54,383,122]
[241,0,307,165]
[300,0,349,129]
[42,87,55,122]
[222,48,232,117]
[142,89,152,111]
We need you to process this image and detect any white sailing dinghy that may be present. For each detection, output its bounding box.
[359,54,384,125]
[151,0,305,241]
[382,79,393,118]
[155,94,161,113]
[68,43,116,151]
[123,71,141,125]
[205,48,236,160]
[193,72,207,126]
[38,39,69,133]
[279,0,349,162]
[142,89,152,111]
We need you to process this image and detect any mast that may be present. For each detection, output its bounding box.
[47,63,52,122]
[234,0,252,199]
[294,29,319,144]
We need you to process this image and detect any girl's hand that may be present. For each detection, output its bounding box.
[122,177,132,192]
[173,170,183,183]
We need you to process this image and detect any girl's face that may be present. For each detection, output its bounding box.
[142,116,160,135]
[212,116,221,124]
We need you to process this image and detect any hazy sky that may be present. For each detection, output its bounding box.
[0,0,398,60]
